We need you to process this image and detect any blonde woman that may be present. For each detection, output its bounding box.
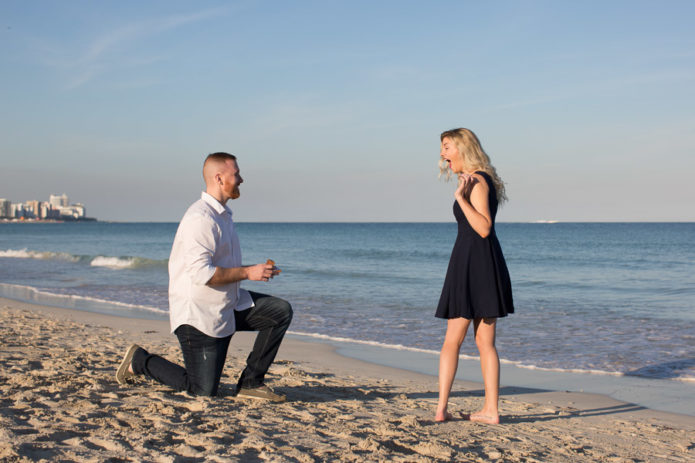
[435,128,514,424]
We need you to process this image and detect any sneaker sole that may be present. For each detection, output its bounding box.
[116,344,139,385]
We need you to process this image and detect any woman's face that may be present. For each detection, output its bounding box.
[440,137,463,173]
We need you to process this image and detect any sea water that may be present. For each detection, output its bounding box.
[1,222,694,386]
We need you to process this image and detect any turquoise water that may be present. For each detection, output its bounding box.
[1,222,694,383]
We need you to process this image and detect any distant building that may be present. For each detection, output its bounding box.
[25,200,40,219]
[58,203,86,219]
[50,193,69,208]
[39,202,53,219]
[0,199,10,218]
[11,203,25,218]
[74,203,86,218]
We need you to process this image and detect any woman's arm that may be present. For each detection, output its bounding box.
[455,173,492,238]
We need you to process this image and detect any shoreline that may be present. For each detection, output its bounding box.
[2,297,694,461]
[2,289,694,417]
[307,334,695,417]
[3,295,695,420]
[0,218,97,223]
[2,284,695,417]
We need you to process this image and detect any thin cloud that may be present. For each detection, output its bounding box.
[83,7,226,63]
[62,6,228,88]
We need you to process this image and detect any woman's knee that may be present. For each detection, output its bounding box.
[475,335,496,353]
[444,322,468,346]
[442,338,463,352]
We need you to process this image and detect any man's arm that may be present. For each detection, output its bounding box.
[179,214,277,286]
[207,263,274,285]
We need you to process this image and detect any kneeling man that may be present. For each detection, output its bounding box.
[116,152,292,401]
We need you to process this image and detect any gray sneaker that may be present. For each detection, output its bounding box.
[116,344,140,385]
[236,384,286,402]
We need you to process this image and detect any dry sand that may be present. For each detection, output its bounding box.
[1,297,693,462]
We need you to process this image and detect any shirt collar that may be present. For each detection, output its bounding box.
[201,192,233,217]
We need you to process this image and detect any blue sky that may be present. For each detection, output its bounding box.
[1,1,693,222]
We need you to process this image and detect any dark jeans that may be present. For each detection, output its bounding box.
[132,291,292,396]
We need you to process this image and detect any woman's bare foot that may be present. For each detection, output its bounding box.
[465,411,499,424]
[435,411,454,422]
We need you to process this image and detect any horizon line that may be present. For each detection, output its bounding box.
[42,220,695,224]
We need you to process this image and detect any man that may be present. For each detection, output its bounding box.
[116,152,292,401]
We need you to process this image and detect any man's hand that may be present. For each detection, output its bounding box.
[266,259,282,277]
[246,263,275,282]
[208,260,282,285]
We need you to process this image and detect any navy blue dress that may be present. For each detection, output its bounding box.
[435,171,514,319]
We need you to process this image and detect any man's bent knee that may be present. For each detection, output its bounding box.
[282,301,293,323]
[189,378,219,397]
[272,298,293,325]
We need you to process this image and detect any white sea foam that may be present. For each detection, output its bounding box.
[0,283,167,316]
[499,359,695,382]
[504,361,624,377]
[0,248,164,269]
[288,331,612,373]
[289,330,695,382]
[90,256,138,269]
[289,330,444,356]
[0,248,80,262]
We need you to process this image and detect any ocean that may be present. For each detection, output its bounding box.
[1,221,694,385]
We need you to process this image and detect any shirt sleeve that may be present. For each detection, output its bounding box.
[180,214,219,285]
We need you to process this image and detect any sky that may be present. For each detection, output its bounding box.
[1,0,694,222]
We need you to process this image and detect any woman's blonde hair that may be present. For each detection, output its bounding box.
[438,128,508,204]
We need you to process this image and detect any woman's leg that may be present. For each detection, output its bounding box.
[471,317,500,423]
[436,317,471,422]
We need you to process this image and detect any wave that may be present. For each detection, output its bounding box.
[289,330,445,356]
[0,283,168,318]
[287,330,695,383]
[89,256,165,269]
[0,248,80,262]
[0,248,167,269]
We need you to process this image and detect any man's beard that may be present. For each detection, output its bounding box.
[231,188,240,199]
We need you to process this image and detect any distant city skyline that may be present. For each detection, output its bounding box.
[0,193,88,221]
[1,1,694,222]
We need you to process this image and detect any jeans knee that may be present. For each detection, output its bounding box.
[269,297,293,324]
[282,303,293,327]
[190,379,218,397]
[132,347,149,375]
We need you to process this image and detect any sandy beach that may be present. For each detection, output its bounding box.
[1,297,693,462]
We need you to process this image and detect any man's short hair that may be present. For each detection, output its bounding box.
[205,152,237,164]
[203,152,237,181]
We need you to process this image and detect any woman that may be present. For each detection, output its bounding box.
[435,128,514,424]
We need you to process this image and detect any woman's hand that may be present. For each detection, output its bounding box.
[455,173,477,200]
[454,173,492,238]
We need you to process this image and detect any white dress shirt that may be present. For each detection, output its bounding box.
[168,192,253,337]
